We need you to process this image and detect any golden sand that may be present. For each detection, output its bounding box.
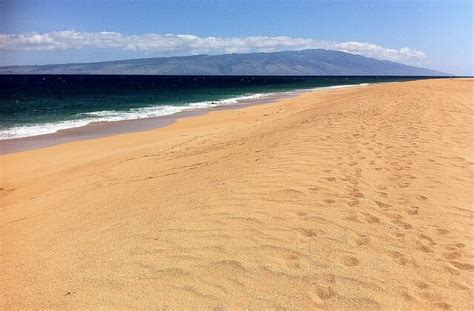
[1,79,473,309]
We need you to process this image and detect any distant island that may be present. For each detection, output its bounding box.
[0,49,445,76]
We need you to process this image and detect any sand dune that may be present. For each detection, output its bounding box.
[1,79,473,309]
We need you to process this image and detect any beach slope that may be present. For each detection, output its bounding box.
[1,79,473,309]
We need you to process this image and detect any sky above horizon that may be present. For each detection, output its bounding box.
[0,0,472,75]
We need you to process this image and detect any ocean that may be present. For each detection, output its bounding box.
[0,75,432,140]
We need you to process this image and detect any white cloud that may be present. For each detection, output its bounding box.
[0,31,425,63]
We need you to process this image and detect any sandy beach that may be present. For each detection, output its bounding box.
[1,79,473,309]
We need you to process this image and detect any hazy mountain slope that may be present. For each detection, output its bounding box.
[0,49,445,75]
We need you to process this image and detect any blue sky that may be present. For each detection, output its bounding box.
[1,0,472,74]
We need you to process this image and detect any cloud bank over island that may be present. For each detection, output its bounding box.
[0,31,425,64]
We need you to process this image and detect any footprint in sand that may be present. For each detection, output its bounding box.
[433,302,452,310]
[349,233,370,246]
[414,281,429,290]
[450,280,470,291]
[389,251,408,265]
[353,191,365,198]
[392,219,412,230]
[308,186,319,193]
[405,206,419,215]
[418,234,436,246]
[436,228,450,235]
[315,286,335,300]
[296,228,318,238]
[347,200,359,207]
[284,254,301,269]
[374,200,392,209]
[322,273,336,284]
[450,261,474,271]
[444,243,465,251]
[347,214,365,223]
[417,194,429,201]
[342,255,360,267]
[443,251,461,260]
[416,241,432,253]
[364,213,381,224]
[394,232,405,239]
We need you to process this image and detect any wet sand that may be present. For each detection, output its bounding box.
[0,89,300,154]
[1,79,473,309]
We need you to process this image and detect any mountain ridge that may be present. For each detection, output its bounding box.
[0,49,446,76]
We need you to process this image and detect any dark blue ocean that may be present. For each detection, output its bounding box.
[0,75,432,139]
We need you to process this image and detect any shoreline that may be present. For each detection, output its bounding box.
[0,83,368,154]
[1,79,472,309]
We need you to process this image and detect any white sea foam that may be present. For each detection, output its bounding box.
[0,119,93,140]
[0,93,272,139]
[0,84,370,140]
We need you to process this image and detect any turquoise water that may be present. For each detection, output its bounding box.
[0,75,430,139]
